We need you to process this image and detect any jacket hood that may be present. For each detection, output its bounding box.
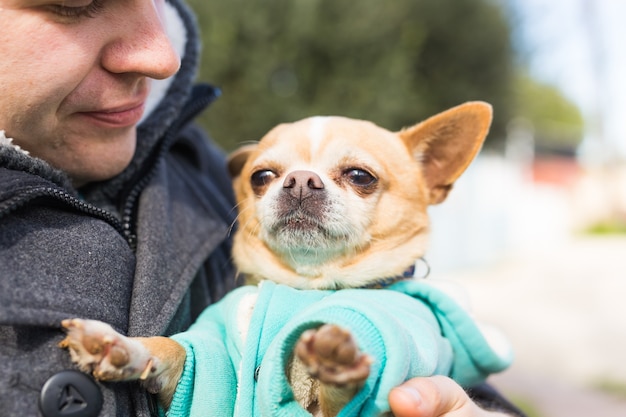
[0,136,74,192]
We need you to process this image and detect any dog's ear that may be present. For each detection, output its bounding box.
[227,144,258,178]
[398,101,492,205]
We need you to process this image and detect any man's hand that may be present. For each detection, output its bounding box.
[388,376,512,417]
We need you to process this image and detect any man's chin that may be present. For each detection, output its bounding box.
[65,145,136,187]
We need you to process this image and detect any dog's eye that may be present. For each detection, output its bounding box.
[250,169,277,188]
[343,169,377,187]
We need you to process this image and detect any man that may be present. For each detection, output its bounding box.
[0,0,524,416]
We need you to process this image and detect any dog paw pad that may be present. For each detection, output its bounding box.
[60,318,152,382]
[295,324,371,386]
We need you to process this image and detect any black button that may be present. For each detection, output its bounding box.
[39,370,103,417]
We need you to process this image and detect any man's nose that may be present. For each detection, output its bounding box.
[101,0,181,80]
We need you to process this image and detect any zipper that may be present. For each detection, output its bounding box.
[0,186,125,234]
[118,84,221,250]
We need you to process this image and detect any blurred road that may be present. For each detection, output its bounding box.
[434,235,626,417]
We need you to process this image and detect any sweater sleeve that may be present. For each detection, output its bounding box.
[255,283,512,416]
[166,286,258,417]
[388,280,513,386]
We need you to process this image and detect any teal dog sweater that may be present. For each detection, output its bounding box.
[166,280,512,416]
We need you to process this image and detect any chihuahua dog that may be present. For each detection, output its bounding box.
[60,102,496,416]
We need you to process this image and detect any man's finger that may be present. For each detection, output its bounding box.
[388,376,467,417]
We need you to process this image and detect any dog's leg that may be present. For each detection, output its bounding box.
[295,324,372,417]
[59,319,185,408]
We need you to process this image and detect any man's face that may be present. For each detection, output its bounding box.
[0,0,181,186]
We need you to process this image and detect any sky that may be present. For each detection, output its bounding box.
[509,0,626,162]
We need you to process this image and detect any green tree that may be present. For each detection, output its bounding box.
[187,0,514,151]
[512,72,584,153]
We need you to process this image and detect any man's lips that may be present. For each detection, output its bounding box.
[77,102,146,128]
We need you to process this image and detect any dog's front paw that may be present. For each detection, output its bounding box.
[295,324,372,387]
[59,319,155,382]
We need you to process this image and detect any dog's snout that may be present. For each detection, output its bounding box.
[283,170,324,199]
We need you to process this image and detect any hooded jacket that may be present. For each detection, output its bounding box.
[0,1,237,416]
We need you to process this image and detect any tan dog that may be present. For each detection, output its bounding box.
[60,102,492,416]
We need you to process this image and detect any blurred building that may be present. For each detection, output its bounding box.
[426,123,626,273]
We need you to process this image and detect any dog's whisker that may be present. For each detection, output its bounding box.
[228,202,253,235]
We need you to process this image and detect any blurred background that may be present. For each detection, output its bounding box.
[187,1,626,416]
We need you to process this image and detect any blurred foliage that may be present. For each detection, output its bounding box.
[512,72,585,153]
[186,0,582,154]
[584,218,626,235]
[508,395,546,417]
[187,0,514,151]
[593,378,626,399]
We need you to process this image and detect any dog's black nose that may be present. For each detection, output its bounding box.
[283,170,324,199]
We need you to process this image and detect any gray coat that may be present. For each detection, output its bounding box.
[0,1,237,415]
